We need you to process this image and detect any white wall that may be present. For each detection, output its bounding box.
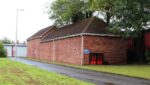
[16,46,27,57]
[4,46,12,56]
[4,45,27,57]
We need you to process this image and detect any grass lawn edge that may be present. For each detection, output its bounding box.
[25,57,150,80]
[0,58,94,85]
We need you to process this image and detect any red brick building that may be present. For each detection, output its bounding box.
[27,17,127,65]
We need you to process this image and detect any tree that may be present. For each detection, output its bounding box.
[112,0,150,36]
[1,37,12,44]
[0,41,6,57]
[48,0,115,26]
[112,0,150,63]
[48,0,91,26]
[87,0,114,25]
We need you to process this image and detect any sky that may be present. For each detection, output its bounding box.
[0,0,55,43]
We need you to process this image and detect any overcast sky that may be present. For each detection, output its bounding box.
[0,0,55,42]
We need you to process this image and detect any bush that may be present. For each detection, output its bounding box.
[0,41,7,57]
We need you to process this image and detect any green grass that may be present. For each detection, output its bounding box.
[50,62,150,80]
[82,65,150,79]
[27,57,150,79]
[0,58,94,85]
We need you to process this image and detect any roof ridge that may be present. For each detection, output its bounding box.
[28,16,107,41]
[27,25,54,41]
[41,26,57,41]
[82,17,95,33]
[41,25,54,37]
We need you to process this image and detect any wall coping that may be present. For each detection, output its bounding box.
[40,33,121,43]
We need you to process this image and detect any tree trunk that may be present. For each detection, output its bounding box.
[106,12,111,25]
[134,32,147,64]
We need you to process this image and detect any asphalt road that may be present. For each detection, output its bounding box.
[14,58,150,85]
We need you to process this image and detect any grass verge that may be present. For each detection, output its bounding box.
[81,65,150,79]
[26,57,150,79]
[0,58,94,85]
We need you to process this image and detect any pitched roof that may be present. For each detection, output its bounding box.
[42,17,107,41]
[27,25,55,41]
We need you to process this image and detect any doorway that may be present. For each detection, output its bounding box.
[89,53,104,65]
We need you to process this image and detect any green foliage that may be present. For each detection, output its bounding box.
[87,0,115,25]
[0,59,93,85]
[111,0,150,38]
[1,37,12,44]
[48,0,86,26]
[48,0,115,26]
[0,41,6,57]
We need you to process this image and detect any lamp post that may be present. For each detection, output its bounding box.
[15,9,24,60]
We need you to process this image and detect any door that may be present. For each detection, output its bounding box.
[89,53,103,65]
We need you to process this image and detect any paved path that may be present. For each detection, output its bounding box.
[15,58,150,85]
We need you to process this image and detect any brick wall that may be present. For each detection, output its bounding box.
[83,35,127,64]
[27,35,127,65]
[38,42,53,61]
[27,38,40,59]
[54,36,82,65]
[27,39,54,62]
[27,36,82,65]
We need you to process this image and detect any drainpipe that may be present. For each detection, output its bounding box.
[81,35,84,66]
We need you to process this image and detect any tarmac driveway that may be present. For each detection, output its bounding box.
[15,58,150,85]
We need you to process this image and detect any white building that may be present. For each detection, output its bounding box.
[4,44,27,57]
